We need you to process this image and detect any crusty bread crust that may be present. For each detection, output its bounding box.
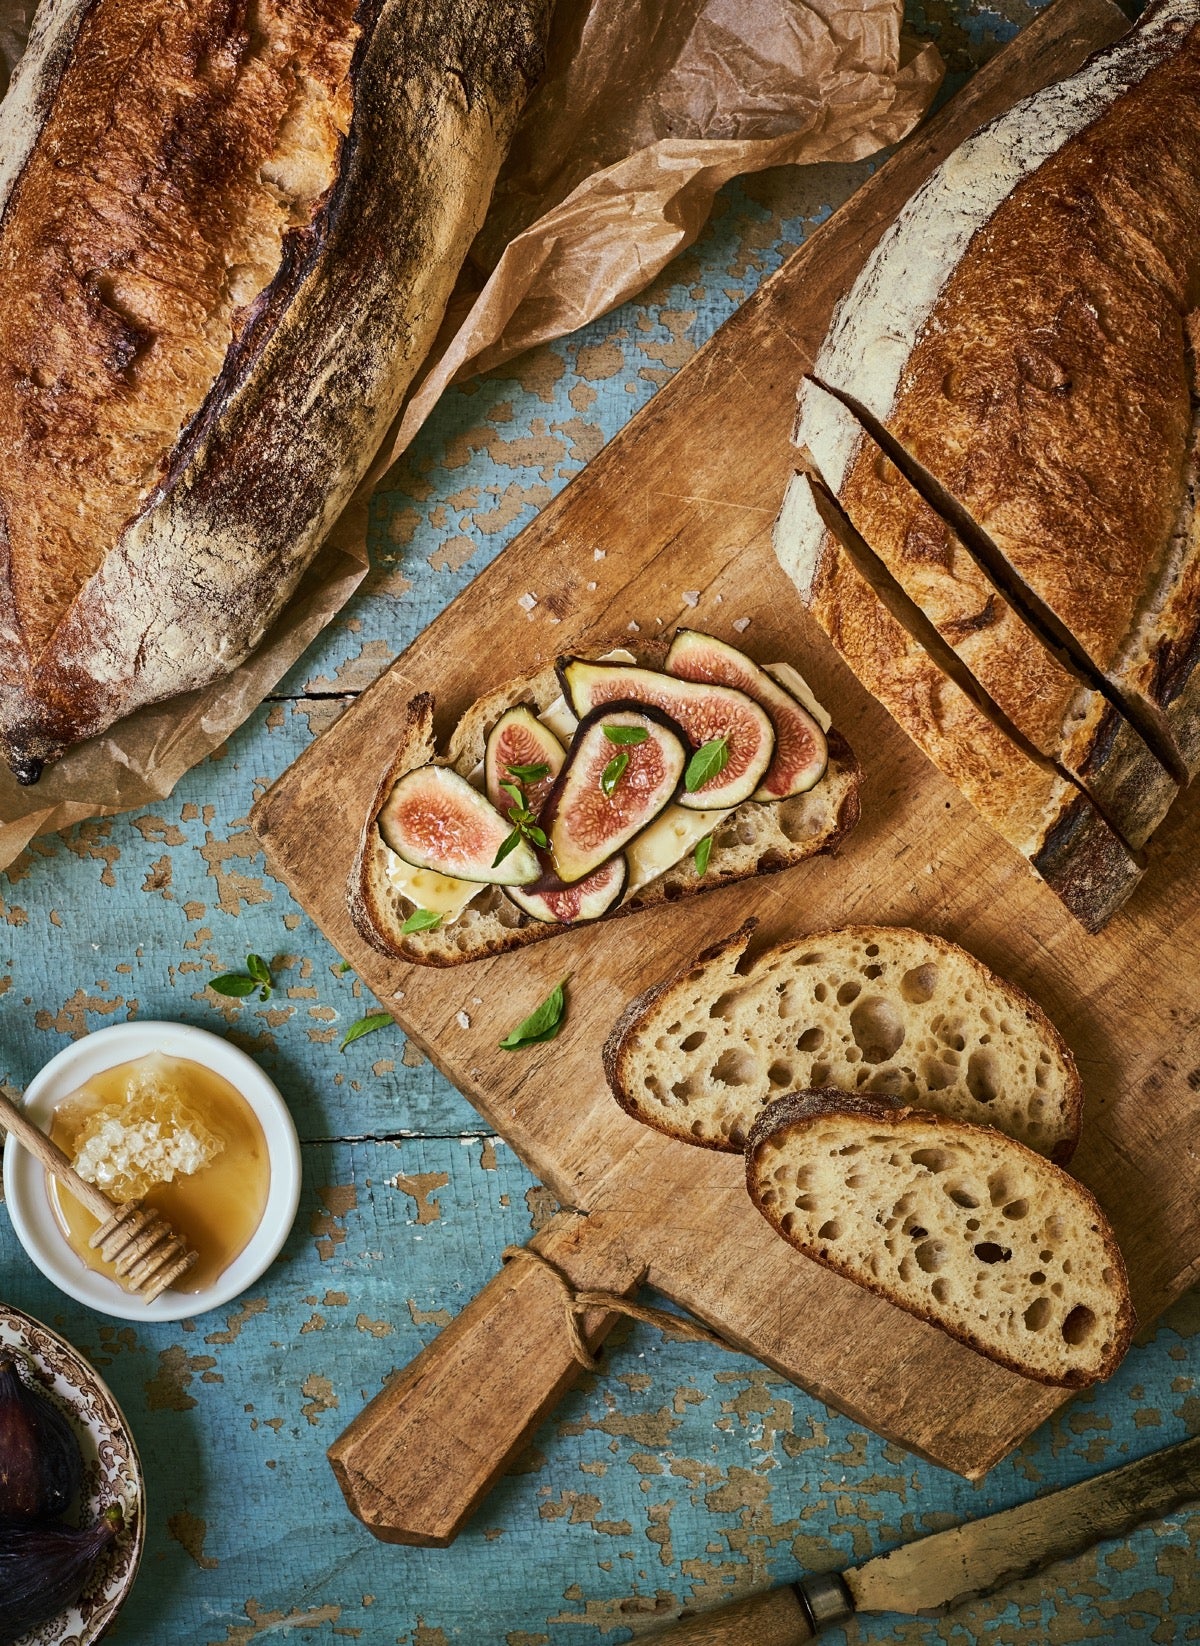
[603,919,1083,1161]
[746,1090,1136,1387]
[809,0,1200,777]
[797,380,1178,850]
[348,650,862,966]
[0,0,551,775]
[774,474,1143,931]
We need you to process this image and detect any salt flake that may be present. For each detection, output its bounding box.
[456,1010,471,1030]
[681,590,700,608]
[594,548,606,561]
[518,592,538,612]
[732,616,751,633]
[627,620,641,633]
[586,581,597,591]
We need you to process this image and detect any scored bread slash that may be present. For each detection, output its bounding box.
[745,1091,1135,1388]
[347,637,862,966]
[603,921,1082,1159]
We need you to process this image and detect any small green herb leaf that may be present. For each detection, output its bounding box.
[685,735,730,793]
[507,761,550,783]
[246,953,272,987]
[600,751,629,798]
[401,908,443,934]
[336,960,353,974]
[694,834,713,877]
[341,1011,393,1051]
[499,980,567,1050]
[499,780,525,808]
[209,973,257,998]
[493,827,524,868]
[602,724,649,746]
[526,824,548,849]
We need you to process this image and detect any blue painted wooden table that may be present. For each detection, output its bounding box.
[3,2,1200,1638]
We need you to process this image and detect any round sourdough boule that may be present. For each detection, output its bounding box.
[603,922,1082,1159]
[745,1090,1134,1387]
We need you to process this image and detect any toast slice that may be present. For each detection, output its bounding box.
[348,647,861,966]
[774,473,1144,931]
[604,921,1082,1161]
[806,0,1200,780]
[745,1091,1135,1387]
[796,378,1179,850]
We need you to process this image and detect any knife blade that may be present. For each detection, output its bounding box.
[639,1432,1200,1643]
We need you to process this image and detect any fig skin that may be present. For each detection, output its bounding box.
[0,1506,122,1646]
[665,629,827,800]
[556,657,775,809]
[539,702,688,883]
[0,1356,84,1522]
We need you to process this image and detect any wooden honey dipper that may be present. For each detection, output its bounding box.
[0,1089,198,1302]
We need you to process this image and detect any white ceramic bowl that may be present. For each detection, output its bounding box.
[3,1021,301,1323]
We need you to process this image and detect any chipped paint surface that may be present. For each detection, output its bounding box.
[4,3,1199,1636]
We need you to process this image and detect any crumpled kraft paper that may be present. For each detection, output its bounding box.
[0,0,941,870]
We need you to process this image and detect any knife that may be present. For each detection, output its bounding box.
[640,1432,1200,1642]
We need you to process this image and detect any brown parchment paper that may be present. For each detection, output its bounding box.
[0,0,941,869]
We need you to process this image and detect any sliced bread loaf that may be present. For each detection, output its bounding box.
[745,1091,1134,1387]
[604,922,1082,1160]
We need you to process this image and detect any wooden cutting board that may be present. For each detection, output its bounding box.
[252,0,1200,1538]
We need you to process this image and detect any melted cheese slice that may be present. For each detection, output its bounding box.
[625,803,731,896]
[383,853,481,922]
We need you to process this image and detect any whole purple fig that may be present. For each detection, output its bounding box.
[0,1506,122,1645]
[0,1356,84,1520]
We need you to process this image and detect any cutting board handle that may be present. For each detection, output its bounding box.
[327,1208,645,1545]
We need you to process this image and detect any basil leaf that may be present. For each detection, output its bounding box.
[694,833,713,877]
[685,735,730,793]
[209,973,257,998]
[401,908,443,934]
[246,953,272,986]
[507,761,550,782]
[336,960,353,974]
[526,824,548,849]
[493,827,523,867]
[499,980,567,1050]
[500,780,525,808]
[600,751,629,798]
[341,1011,393,1051]
[602,724,648,746]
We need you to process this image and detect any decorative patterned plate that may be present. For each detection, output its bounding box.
[0,1304,144,1645]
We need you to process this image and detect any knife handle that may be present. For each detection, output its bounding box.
[639,1576,854,1644]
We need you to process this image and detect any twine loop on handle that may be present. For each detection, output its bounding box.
[501,1244,739,1370]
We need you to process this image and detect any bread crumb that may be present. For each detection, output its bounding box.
[594,548,606,561]
[456,1010,471,1030]
[733,616,751,633]
[681,590,700,608]
[627,620,641,633]
[518,592,538,612]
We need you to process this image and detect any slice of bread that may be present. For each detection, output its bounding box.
[604,922,1082,1160]
[348,646,862,966]
[745,1091,1135,1387]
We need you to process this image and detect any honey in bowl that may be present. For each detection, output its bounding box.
[46,1052,270,1293]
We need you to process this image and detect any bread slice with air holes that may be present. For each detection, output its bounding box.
[745,1091,1134,1387]
[603,922,1081,1161]
[349,643,862,966]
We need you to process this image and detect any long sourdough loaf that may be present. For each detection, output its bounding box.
[776,474,1143,931]
[796,380,1179,851]
[604,920,1083,1160]
[0,0,551,782]
[802,0,1200,780]
[745,1091,1135,1387]
[349,645,862,966]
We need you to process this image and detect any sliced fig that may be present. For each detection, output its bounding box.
[507,854,627,924]
[665,629,828,800]
[378,765,539,886]
[540,703,687,883]
[558,658,774,810]
[484,706,565,816]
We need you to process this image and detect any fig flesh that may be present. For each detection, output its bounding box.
[558,658,774,810]
[507,853,627,924]
[665,630,827,800]
[378,765,539,886]
[484,706,564,816]
[0,1356,83,1522]
[539,703,687,883]
[0,1506,122,1646]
